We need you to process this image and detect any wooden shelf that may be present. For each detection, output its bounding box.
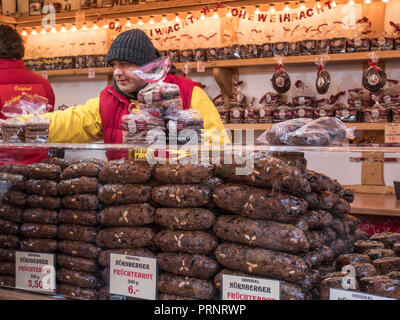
[33,67,112,77]
[0,288,63,300]
[351,193,400,217]
[225,123,388,131]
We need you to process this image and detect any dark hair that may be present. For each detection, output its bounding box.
[0,24,25,59]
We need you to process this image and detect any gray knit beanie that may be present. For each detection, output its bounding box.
[106,29,160,66]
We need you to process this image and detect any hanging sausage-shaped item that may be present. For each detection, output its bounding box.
[362,52,387,92]
[271,55,291,94]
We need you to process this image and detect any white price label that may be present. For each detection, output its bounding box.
[329,288,396,300]
[88,68,96,79]
[41,71,48,80]
[221,274,280,300]
[197,61,205,72]
[385,124,400,143]
[15,251,56,293]
[109,253,157,300]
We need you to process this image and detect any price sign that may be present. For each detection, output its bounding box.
[41,71,48,80]
[385,124,400,143]
[329,288,396,300]
[221,274,280,300]
[88,68,96,79]
[197,61,205,72]
[15,251,56,293]
[109,253,157,300]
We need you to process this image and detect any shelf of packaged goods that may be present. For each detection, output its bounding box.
[224,123,388,131]
[0,288,63,300]
[32,50,400,78]
[351,193,400,217]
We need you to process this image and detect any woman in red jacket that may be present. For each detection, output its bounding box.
[0,24,55,165]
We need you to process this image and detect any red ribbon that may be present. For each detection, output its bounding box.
[368,61,379,72]
[275,64,282,75]
[317,65,323,75]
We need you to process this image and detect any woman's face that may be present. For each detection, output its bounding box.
[111,60,147,93]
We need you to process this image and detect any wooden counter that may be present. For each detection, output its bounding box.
[351,193,400,217]
[0,288,63,300]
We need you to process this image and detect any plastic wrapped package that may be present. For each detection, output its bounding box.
[180,34,194,63]
[314,99,335,119]
[292,80,316,108]
[273,105,293,122]
[244,98,258,124]
[260,92,284,106]
[315,54,331,95]
[348,88,371,102]
[389,21,400,50]
[346,17,372,53]
[164,106,204,145]
[228,80,247,124]
[257,117,354,146]
[288,25,303,56]
[2,119,25,143]
[301,26,317,56]
[331,91,359,123]
[273,28,289,56]
[362,53,387,92]
[362,96,390,123]
[392,108,400,122]
[24,116,51,143]
[371,32,394,51]
[328,21,347,54]
[315,24,330,54]
[271,56,291,94]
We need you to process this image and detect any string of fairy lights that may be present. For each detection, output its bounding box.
[17,0,391,36]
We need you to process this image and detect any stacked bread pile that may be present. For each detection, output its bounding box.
[0,165,29,288]
[211,152,366,300]
[55,159,103,300]
[95,159,155,300]
[321,232,400,299]
[152,162,219,300]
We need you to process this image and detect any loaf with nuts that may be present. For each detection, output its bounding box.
[154,230,218,255]
[303,169,344,195]
[20,239,57,252]
[98,184,151,205]
[25,179,58,196]
[57,284,97,300]
[27,195,61,210]
[0,262,15,275]
[41,157,69,170]
[213,184,308,223]
[364,248,396,261]
[0,164,30,176]
[20,223,57,239]
[304,191,350,215]
[335,254,372,270]
[351,262,378,280]
[57,224,98,243]
[56,268,97,289]
[23,208,58,224]
[57,177,99,196]
[0,172,26,191]
[0,219,19,234]
[62,194,99,211]
[100,203,155,227]
[97,248,156,267]
[394,242,400,255]
[151,184,211,208]
[213,215,310,254]
[25,163,61,180]
[0,248,15,262]
[214,154,311,197]
[320,274,360,300]
[0,204,22,223]
[215,242,308,282]
[157,273,216,300]
[157,253,219,279]
[58,241,101,259]
[57,254,97,273]
[154,163,213,184]
[370,232,400,249]
[95,227,154,249]
[154,208,215,231]
[359,275,400,299]
[99,159,152,184]
[302,210,333,230]
[0,274,15,287]
[3,190,26,207]
[373,257,400,274]
[354,240,385,254]
[58,210,99,226]
[61,162,101,179]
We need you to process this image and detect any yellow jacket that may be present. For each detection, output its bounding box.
[32,86,228,145]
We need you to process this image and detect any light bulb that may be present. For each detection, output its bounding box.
[21,29,27,36]
[31,29,37,35]
[126,19,132,27]
[255,6,260,14]
[213,10,218,18]
[332,0,337,6]
[317,0,321,8]
[269,4,275,13]
[348,0,355,5]
[365,0,371,3]
[41,28,46,34]
[382,0,389,3]
[285,3,290,12]
[149,16,154,24]
[82,24,87,31]
[300,1,306,10]
[175,14,180,22]
[71,25,77,32]
[93,23,98,30]
[227,10,232,17]
[51,27,56,33]
[162,15,167,23]
[200,13,205,20]
[61,25,67,32]
[138,18,143,26]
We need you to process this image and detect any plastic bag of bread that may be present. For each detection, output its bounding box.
[257,117,354,146]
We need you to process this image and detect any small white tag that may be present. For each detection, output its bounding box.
[197,61,205,72]
[41,71,48,80]
[88,68,95,79]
